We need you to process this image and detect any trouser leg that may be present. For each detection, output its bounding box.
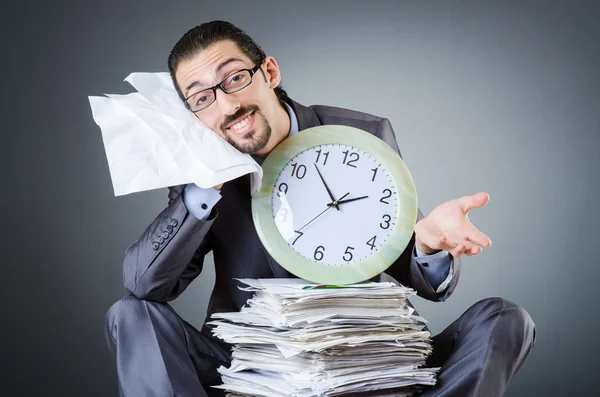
[419,297,536,397]
[104,295,231,397]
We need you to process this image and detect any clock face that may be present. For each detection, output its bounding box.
[252,124,417,285]
[271,144,398,266]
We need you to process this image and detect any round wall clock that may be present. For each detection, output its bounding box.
[251,125,417,285]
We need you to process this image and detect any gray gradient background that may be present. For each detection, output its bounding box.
[3,0,599,396]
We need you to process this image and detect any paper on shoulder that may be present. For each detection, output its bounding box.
[88,72,262,196]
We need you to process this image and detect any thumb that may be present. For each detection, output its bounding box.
[459,192,490,212]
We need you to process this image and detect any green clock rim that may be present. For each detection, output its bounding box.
[251,124,418,285]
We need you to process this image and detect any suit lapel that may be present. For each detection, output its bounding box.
[227,175,282,278]
[286,99,321,130]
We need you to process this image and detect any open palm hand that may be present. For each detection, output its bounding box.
[414,192,492,259]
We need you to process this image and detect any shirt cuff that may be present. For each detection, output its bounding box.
[414,245,453,293]
[182,183,221,221]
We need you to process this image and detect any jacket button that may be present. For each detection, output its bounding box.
[170,219,178,227]
[152,242,159,250]
[158,237,164,244]
[166,225,173,233]
[162,232,169,239]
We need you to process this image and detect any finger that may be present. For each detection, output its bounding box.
[439,232,486,257]
[441,235,471,254]
[437,235,459,252]
[458,192,490,213]
[463,244,482,256]
[438,232,471,252]
[465,231,492,248]
[450,243,467,259]
[417,234,449,253]
[438,235,448,247]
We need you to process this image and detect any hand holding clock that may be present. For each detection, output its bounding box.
[414,192,492,259]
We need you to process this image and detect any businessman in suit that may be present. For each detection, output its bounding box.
[104,21,536,397]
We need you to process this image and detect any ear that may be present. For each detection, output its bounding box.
[262,56,282,89]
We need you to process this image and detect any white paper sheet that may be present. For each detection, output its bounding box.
[209,279,439,396]
[88,72,263,196]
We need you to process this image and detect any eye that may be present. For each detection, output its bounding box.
[196,95,208,104]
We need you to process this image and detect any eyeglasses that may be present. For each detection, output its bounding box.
[184,61,264,112]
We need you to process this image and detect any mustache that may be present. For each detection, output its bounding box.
[221,105,259,130]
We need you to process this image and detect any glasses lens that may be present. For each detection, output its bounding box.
[222,70,252,93]
[188,89,215,111]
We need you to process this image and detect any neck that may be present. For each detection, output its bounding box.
[253,101,290,158]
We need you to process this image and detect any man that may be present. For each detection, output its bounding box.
[104,21,536,397]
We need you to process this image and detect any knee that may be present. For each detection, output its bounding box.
[502,298,536,350]
[104,296,173,357]
[104,296,145,357]
[105,294,165,331]
[106,295,142,325]
[477,297,536,351]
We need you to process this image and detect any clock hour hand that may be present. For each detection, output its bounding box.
[297,192,350,232]
[313,163,339,210]
[327,195,369,207]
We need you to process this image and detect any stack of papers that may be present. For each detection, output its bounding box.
[208,279,439,397]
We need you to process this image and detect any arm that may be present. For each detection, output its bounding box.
[374,118,461,301]
[122,184,221,302]
[183,183,222,221]
[414,245,452,292]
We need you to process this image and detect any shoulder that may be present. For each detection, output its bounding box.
[305,103,401,156]
[309,104,384,123]
[308,104,387,134]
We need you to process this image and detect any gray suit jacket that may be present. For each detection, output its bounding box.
[122,98,461,332]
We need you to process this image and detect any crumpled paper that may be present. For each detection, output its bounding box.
[88,72,263,196]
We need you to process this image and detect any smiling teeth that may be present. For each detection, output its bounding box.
[231,114,252,130]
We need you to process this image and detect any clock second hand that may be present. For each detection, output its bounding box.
[296,192,350,233]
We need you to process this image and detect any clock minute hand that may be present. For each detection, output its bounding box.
[297,192,350,232]
[327,195,369,207]
[313,163,339,210]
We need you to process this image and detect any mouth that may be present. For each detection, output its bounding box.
[225,111,256,136]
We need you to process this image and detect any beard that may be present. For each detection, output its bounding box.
[222,105,272,154]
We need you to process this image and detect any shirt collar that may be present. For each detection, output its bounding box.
[282,100,299,137]
[252,102,298,165]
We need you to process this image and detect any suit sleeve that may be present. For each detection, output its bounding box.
[122,185,216,302]
[375,118,461,302]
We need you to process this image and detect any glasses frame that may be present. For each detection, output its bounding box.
[184,61,264,113]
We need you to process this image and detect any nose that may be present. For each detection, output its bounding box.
[215,89,240,117]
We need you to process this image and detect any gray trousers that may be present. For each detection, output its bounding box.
[104,295,536,397]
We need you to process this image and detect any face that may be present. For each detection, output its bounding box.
[175,40,284,155]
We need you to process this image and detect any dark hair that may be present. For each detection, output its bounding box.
[168,20,289,104]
